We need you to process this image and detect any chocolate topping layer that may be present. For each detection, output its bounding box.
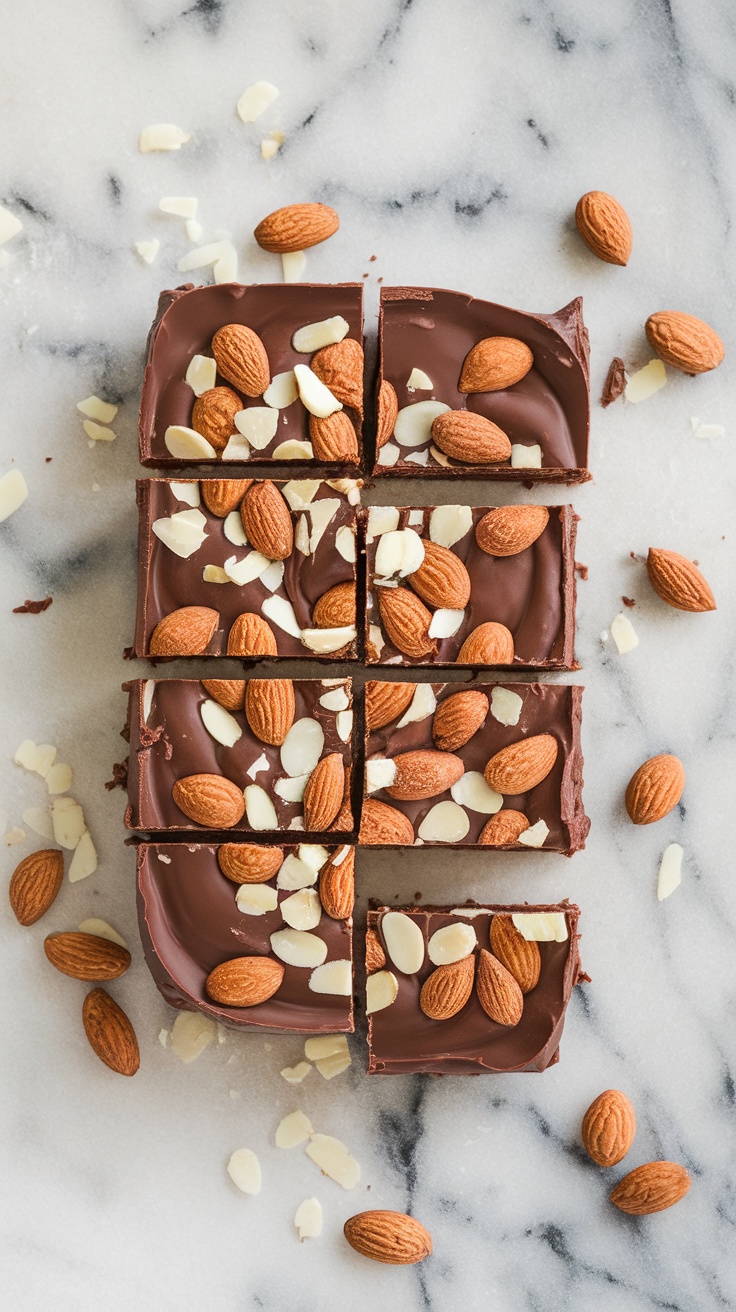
[367,902,582,1074]
[137,843,353,1033]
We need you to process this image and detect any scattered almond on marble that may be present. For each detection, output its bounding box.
[254,203,340,253]
[344,1210,432,1265]
[8,848,63,925]
[645,311,724,374]
[582,1090,636,1167]
[43,931,131,981]
[82,988,140,1076]
[646,548,716,612]
[625,754,685,825]
[610,1161,691,1215]
[574,191,632,265]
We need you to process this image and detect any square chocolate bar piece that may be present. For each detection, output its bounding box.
[138,842,354,1034]
[124,678,355,836]
[361,681,588,854]
[364,503,577,670]
[139,283,363,468]
[366,902,583,1074]
[133,477,360,660]
[374,287,589,480]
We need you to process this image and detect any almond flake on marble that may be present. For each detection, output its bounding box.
[262,595,301,638]
[260,137,281,161]
[270,928,328,969]
[280,718,325,778]
[281,1061,312,1084]
[170,481,201,507]
[21,807,53,838]
[78,918,127,948]
[451,771,502,814]
[429,504,473,549]
[152,507,208,558]
[376,441,400,467]
[282,251,307,283]
[221,434,251,461]
[237,81,279,122]
[309,961,352,999]
[304,1034,348,1061]
[510,444,542,468]
[135,239,160,265]
[490,687,523,726]
[394,400,450,448]
[418,800,470,844]
[319,686,350,713]
[164,425,216,460]
[292,316,349,353]
[611,612,639,654]
[294,1197,323,1240]
[314,1050,351,1079]
[397,683,436,728]
[185,355,217,396]
[624,359,666,403]
[375,527,425,579]
[264,370,299,410]
[0,205,23,245]
[243,785,278,830]
[139,124,191,152]
[3,827,25,847]
[202,564,230,584]
[276,1109,313,1149]
[178,240,234,274]
[407,367,433,390]
[692,421,725,440]
[223,510,248,545]
[305,1134,360,1190]
[657,842,683,901]
[274,773,309,803]
[516,819,549,848]
[301,626,356,655]
[170,1011,217,1062]
[0,470,29,522]
[14,740,57,776]
[335,710,352,743]
[186,219,203,242]
[51,797,86,850]
[511,912,568,942]
[82,419,116,442]
[224,551,271,586]
[382,910,425,974]
[159,196,198,219]
[428,921,477,965]
[334,524,356,562]
[200,699,242,749]
[213,242,238,284]
[158,1028,169,1047]
[428,607,464,639]
[260,559,285,592]
[366,757,397,794]
[227,1148,262,1196]
[365,969,399,1014]
[404,450,429,466]
[272,439,314,460]
[234,406,279,450]
[277,853,318,889]
[293,364,342,419]
[77,396,118,424]
[46,762,72,795]
[68,830,97,882]
[281,888,322,931]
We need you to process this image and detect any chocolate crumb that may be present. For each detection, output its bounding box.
[575,562,589,581]
[377,277,383,284]
[105,760,129,791]
[601,357,626,407]
[369,255,377,262]
[621,596,636,608]
[45,457,52,463]
[13,596,53,614]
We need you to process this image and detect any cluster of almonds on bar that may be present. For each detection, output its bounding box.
[581,1088,691,1216]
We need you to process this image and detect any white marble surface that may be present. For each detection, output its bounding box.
[2,2,735,1309]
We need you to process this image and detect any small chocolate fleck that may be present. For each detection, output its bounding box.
[13,596,53,614]
[575,563,589,581]
[45,457,52,463]
[105,760,129,791]
[601,357,626,408]
[621,596,636,608]
[369,255,377,262]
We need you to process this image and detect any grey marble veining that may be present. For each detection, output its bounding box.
[2,2,736,1309]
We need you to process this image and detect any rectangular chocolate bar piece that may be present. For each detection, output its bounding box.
[364,504,577,670]
[133,477,360,660]
[139,283,363,468]
[366,902,583,1074]
[361,681,588,854]
[124,678,355,836]
[138,842,354,1034]
[374,287,589,480]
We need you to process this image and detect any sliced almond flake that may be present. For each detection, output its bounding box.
[68,830,97,882]
[301,626,356,654]
[46,762,72,795]
[270,928,328,968]
[366,969,399,1014]
[611,612,639,655]
[276,1109,313,1149]
[178,240,234,274]
[143,680,155,721]
[158,1028,169,1047]
[165,425,216,459]
[0,469,29,521]
[294,514,310,556]
[273,439,314,460]
[83,419,116,442]
[281,1061,312,1084]
[429,504,472,549]
[428,921,476,965]
[512,912,568,942]
[261,138,280,161]
[305,1035,349,1061]
[170,481,201,507]
[224,550,271,586]
[366,506,400,542]
[77,396,118,424]
[243,785,278,830]
[294,364,342,418]
[203,564,230,584]
[185,355,217,396]
[3,827,25,847]
[292,316,349,353]
[221,434,251,461]
[295,1197,323,1240]
[213,242,238,284]
[450,771,502,815]
[366,757,397,794]
[327,478,361,505]
[315,1048,352,1078]
[223,510,248,545]
[693,422,725,440]
[14,740,57,776]
[234,407,279,450]
[282,251,307,283]
[407,510,424,526]
[171,1012,216,1062]
[307,498,341,552]
[428,607,464,639]
[139,124,191,152]
[152,507,208,558]
[376,441,400,467]
[375,528,425,579]
[281,888,321,930]
[332,844,351,866]
[260,559,285,592]
[135,239,160,265]
[281,718,325,778]
[22,807,53,838]
[159,196,198,219]
[382,911,425,974]
[227,1148,262,1195]
[246,752,269,781]
[335,525,356,562]
[277,853,318,889]
[262,595,301,638]
[310,960,352,998]
[657,843,683,901]
[298,844,330,873]
[397,683,436,728]
[235,882,278,915]
[418,800,470,843]
[430,443,451,467]
[264,371,299,410]
[491,687,523,726]
[394,400,449,448]
[274,773,309,803]
[405,449,429,466]
[200,699,242,748]
[0,205,23,245]
[237,81,279,123]
[369,624,384,657]
[52,797,86,850]
[282,481,321,513]
[407,367,433,390]
[624,359,666,403]
[305,1134,360,1190]
[157,853,172,864]
[517,819,549,848]
[319,686,350,713]
[186,219,203,243]
[510,443,542,468]
[79,918,127,948]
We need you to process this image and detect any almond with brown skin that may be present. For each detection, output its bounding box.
[419,955,475,1020]
[479,810,530,846]
[172,774,246,828]
[83,988,140,1076]
[212,324,270,396]
[378,588,436,659]
[201,478,251,517]
[475,505,550,557]
[244,679,295,746]
[344,1210,432,1265]
[206,955,285,1006]
[475,949,523,1026]
[217,844,283,884]
[365,681,416,731]
[365,928,386,973]
[459,337,534,393]
[431,410,512,464]
[574,191,632,266]
[610,1162,690,1215]
[319,846,355,919]
[303,753,345,830]
[432,690,488,751]
[309,411,359,462]
[254,202,339,253]
[386,750,464,801]
[359,798,415,845]
[311,339,363,410]
[191,387,242,451]
[625,754,684,825]
[489,915,540,993]
[241,481,293,560]
[313,582,356,628]
[484,733,558,794]
[150,606,219,656]
[646,548,716,612]
[9,849,63,925]
[226,612,278,657]
[457,622,514,665]
[376,379,398,450]
[44,931,131,981]
[582,1090,636,1167]
[645,311,724,374]
[408,540,471,609]
[201,679,245,711]
[330,763,354,833]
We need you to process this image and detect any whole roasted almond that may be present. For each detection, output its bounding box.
[432,690,488,751]
[44,931,131,981]
[475,949,524,1026]
[431,410,512,464]
[217,843,283,884]
[575,191,632,266]
[206,955,285,1006]
[150,606,219,656]
[241,480,293,560]
[359,798,415,845]
[610,1161,691,1215]
[311,339,363,410]
[625,754,684,825]
[645,311,724,374]
[227,612,278,657]
[479,809,530,846]
[365,681,416,730]
[365,927,386,973]
[201,678,245,711]
[408,540,471,610]
[245,679,295,746]
[319,846,355,919]
[457,621,514,665]
[484,733,558,794]
[489,915,540,993]
[172,774,246,828]
[387,750,464,801]
[646,548,716,612]
[582,1089,636,1167]
[83,988,140,1076]
[419,955,475,1020]
[303,753,345,830]
[476,505,550,557]
[201,478,251,517]
[344,1210,432,1266]
[459,337,534,393]
[309,412,359,462]
[9,848,63,925]
[330,762,354,833]
[376,379,398,450]
[212,324,270,396]
[191,387,241,451]
[254,202,339,253]
[313,582,356,628]
[378,587,436,659]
